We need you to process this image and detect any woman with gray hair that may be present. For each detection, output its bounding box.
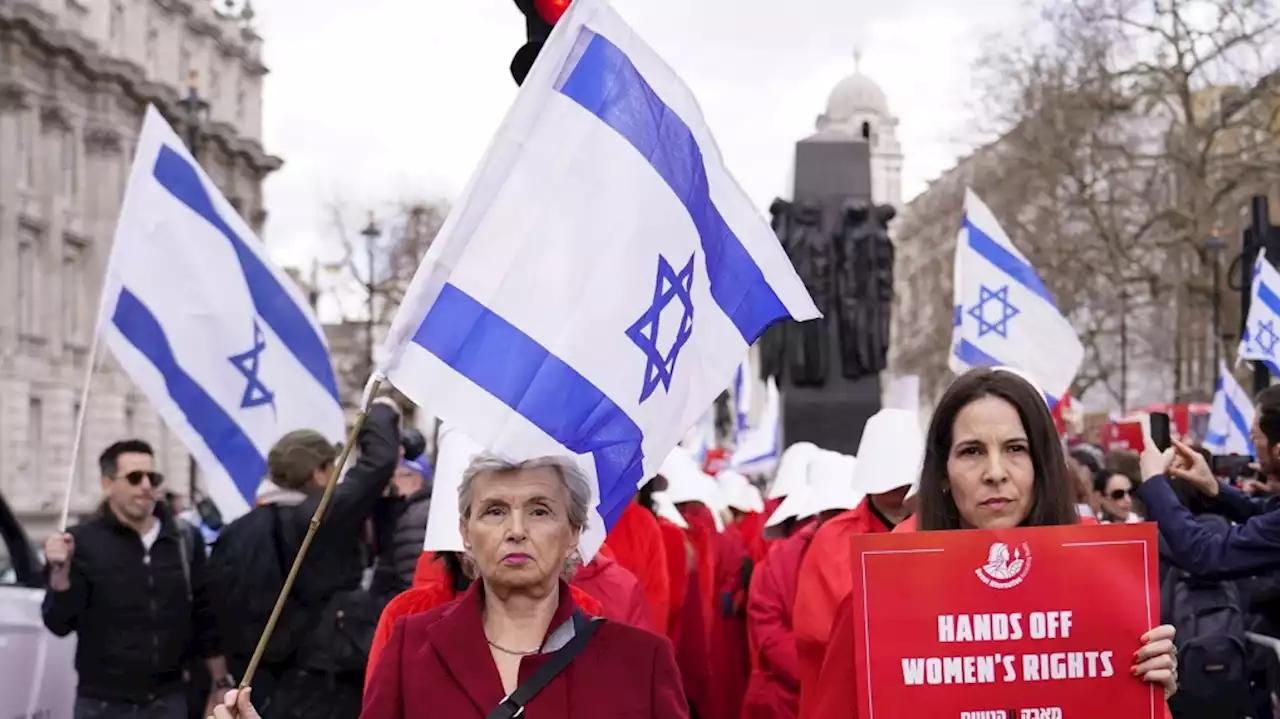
[212,451,689,719]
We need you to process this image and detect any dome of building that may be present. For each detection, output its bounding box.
[824,69,889,121]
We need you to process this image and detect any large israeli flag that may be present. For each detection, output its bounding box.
[100,107,345,520]
[949,189,1083,404]
[1204,360,1255,456]
[1238,251,1280,376]
[377,0,818,558]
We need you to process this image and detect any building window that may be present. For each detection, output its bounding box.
[62,128,79,201]
[28,396,44,485]
[63,238,88,346]
[18,226,43,339]
[124,398,136,437]
[16,109,34,187]
[210,66,222,103]
[109,1,125,48]
[145,20,158,73]
[861,121,871,141]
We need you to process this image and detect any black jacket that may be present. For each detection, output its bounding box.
[371,488,431,597]
[43,503,217,703]
[279,403,401,606]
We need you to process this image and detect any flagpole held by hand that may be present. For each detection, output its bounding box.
[238,373,386,689]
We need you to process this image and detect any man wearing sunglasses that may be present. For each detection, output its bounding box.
[42,439,229,719]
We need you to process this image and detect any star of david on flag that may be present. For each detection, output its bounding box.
[99,107,345,521]
[1239,251,1280,377]
[950,189,1083,405]
[377,0,818,559]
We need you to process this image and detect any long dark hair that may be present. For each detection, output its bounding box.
[918,368,1079,531]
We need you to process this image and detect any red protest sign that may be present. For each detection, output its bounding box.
[849,523,1159,719]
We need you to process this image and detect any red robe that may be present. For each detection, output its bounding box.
[658,517,690,644]
[710,524,752,719]
[572,544,657,632]
[677,504,719,647]
[675,552,715,719]
[801,516,1163,719]
[793,499,893,718]
[741,522,819,719]
[734,511,770,564]
[604,501,671,631]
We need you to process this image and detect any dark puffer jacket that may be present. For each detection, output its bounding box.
[371,489,431,598]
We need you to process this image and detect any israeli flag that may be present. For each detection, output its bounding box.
[949,189,1083,405]
[1238,251,1280,376]
[377,0,818,558]
[1203,360,1255,456]
[100,107,345,520]
[733,356,753,439]
[730,376,780,475]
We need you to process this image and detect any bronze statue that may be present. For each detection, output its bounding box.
[761,199,896,386]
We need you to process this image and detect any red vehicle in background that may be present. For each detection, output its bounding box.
[1099,403,1212,453]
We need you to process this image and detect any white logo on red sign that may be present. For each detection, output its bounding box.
[976,541,1032,589]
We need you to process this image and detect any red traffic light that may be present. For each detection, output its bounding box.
[534,0,571,24]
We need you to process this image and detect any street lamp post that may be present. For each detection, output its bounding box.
[176,72,210,500]
[360,214,382,380]
[1207,236,1226,377]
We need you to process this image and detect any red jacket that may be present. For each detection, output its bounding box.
[793,499,893,717]
[742,522,818,719]
[363,580,688,719]
[572,545,657,632]
[605,502,672,632]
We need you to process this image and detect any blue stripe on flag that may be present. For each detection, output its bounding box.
[953,339,1059,410]
[152,146,341,403]
[963,217,1056,307]
[413,283,642,526]
[1227,398,1252,445]
[556,30,789,346]
[111,288,267,501]
[1258,277,1280,317]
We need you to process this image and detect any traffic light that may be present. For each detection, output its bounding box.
[510,0,571,86]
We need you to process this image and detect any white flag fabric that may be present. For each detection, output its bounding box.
[100,106,345,520]
[376,0,818,558]
[730,376,780,475]
[1238,251,1280,377]
[1203,360,1255,457]
[950,189,1083,405]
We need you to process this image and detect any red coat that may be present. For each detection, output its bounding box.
[367,553,604,693]
[741,522,818,719]
[792,499,893,718]
[605,502,672,632]
[363,580,689,719]
[711,527,752,719]
[572,545,657,632]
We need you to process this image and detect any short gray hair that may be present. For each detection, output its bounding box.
[458,452,592,532]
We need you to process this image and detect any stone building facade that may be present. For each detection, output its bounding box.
[0,0,278,537]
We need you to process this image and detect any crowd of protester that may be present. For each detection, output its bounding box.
[43,370,1280,719]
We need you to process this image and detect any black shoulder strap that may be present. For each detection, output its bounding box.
[486,611,603,719]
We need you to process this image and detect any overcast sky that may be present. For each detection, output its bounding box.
[252,0,1031,276]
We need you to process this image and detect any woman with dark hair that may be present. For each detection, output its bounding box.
[1093,470,1142,523]
[800,368,1179,719]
